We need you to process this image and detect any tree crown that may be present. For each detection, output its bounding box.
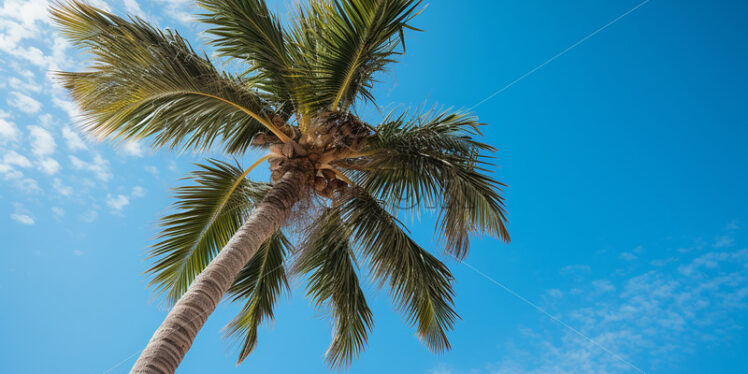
[52,0,509,367]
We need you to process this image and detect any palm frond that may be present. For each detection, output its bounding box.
[295,208,374,367]
[50,1,289,153]
[197,0,298,110]
[147,159,271,304]
[345,110,509,258]
[226,231,292,364]
[289,0,422,112]
[337,188,457,352]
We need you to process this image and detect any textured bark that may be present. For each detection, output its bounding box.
[131,172,305,374]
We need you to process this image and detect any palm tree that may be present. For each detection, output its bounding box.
[51,0,510,372]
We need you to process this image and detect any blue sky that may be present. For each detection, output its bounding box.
[2,0,748,373]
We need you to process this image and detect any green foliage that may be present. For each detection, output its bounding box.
[289,0,422,111]
[147,159,292,358]
[197,0,298,110]
[352,110,510,259]
[147,160,272,304]
[295,209,373,367]
[226,231,292,364]
[334,188,458,352]
[50,1,280,154]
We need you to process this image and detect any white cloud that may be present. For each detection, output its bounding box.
[10,213,34,225]
[73,249,84,256]
[0,164,20,178]
[713,235,734,248]
[591,279,616,294]
[131,185,146,198]
[38,113,53,126]
[559,264,591,277]
[124,0,146,18]
[19,177,40,192]
[0,1,54,67]
[0,0,52,27]
[69,154,112,181]
[121,141,145,157]
[87,0,112,11]
[52,178,73,196]
[80,209,99,223]
[104,186,146,213]
[51,206,65,216]
[619,252,637,261]
[1,166,40,192]
[38,157,61,175]
[18,69,34,79]
[9,76,41,93]
[52,98,82,124]
[106,193,130,211]
[7,91,42,114]
[145,165,159,175]
[3,150,32,168]
[62,126,88,151]
[0,118,20,141]
[486,242,748,374]
[29,126,56,156]
[156,0,196,24]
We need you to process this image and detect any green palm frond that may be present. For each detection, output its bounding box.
[295,208,374,367]
[289,0,422,112]
[226,231,292,364]
[347,110,509,258]
[337,188,457,352]
[197,0,299,110]
[147,159,271,304]
[50,1,289,154]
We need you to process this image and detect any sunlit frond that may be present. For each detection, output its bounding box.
[50,1,289,153]
[226,231,292,364]
[295,208,374,367]
[197,0,299,110]
[336,188,457,352]
[289,0,422,112]
[146,160,271,304]
[344,110,510,258]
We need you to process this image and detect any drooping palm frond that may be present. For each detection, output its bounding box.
[225,231,292,364]
[344,110,510,258]
[147,159,273,304]
[336,188,457,352]
[295,208,374,367]
[50,1,290,154]
[289,0,422,112]
[197,0,299,111]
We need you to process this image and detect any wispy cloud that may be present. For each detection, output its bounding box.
[38,157,61,175]
[7,92,41,114]
[120,141,145,157]
[445,227,748,374]
[0,117,20,142]
[2,150,31,168]
[106,193,130,211]
[10,212,34,225]
[106,186,147,213]
[61,126,87,151]
[123,0,146,18]
[69,154,112,182]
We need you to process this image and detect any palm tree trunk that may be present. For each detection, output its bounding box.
[131,171,305,374]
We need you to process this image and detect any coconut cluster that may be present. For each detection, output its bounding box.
[254,112,371,198]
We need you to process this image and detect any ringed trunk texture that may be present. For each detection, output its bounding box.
[131,172,305,374]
